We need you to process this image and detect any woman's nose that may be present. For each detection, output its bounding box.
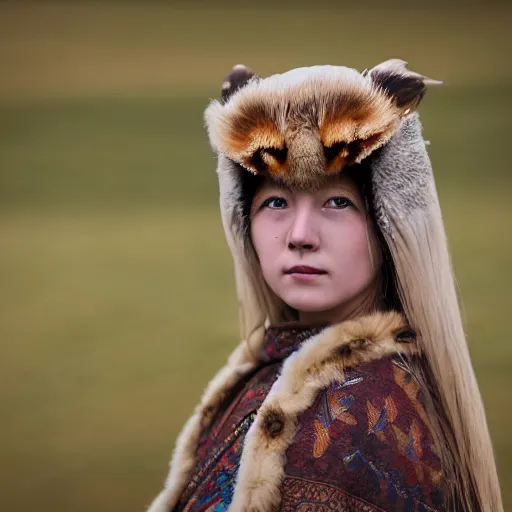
[286,206,320,251]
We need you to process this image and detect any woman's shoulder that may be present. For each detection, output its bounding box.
[280,356,445,511]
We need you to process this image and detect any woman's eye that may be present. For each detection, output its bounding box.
[325,196,352,209]
[262,196,288,209]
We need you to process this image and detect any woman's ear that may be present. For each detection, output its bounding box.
[221,64,260,103]
[364,59,442,116]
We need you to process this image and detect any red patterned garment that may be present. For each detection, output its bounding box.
[281,357,445,511]
[174,324,445,511]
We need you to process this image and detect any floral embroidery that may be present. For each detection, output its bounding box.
[313,392,357,457]
[177,323,326,511]
[176,326,445,512]
[259,324,327,363]
[284,357,445,511]
[180,416,253,511]
[342,449,440,512]
[280,476,381,511]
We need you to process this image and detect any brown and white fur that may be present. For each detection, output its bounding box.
[206,59,440,190]
[147,311,417,511]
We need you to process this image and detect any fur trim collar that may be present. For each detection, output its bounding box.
[147,310,418,512]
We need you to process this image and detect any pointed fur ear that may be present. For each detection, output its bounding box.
[365,59,442,116]
[221,64,259,103]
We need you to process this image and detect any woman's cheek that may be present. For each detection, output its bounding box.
[252,217,281,275]
[335,223,374,280]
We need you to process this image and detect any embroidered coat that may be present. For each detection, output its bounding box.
[147,311,444,512]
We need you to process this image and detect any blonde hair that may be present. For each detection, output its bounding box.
[385,202,502,511]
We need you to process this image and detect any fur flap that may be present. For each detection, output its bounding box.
[205,65,398,190]
[147,310,418,511]
[204,60,438,190]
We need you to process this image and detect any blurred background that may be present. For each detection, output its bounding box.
[0,1,510,510]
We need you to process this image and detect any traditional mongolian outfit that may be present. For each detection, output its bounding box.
[147,60,502,511]
[172,318,443,511]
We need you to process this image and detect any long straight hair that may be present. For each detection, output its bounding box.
[384,202,502,511]
[349,163,501,511]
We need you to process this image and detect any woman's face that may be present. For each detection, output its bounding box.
[250,174,381,323]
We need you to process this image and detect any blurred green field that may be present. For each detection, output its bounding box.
[1,3,511,511]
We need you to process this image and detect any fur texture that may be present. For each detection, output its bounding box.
[205,60,437,189]
[147,311,417,511]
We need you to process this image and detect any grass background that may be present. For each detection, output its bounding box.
[0,2,511,510]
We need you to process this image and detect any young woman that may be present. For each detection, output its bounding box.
[148,60,503,511]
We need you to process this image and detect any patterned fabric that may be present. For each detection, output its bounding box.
[174,325,444,512]
[174,323,326,511]
[178,423,247,511]
[259,323,328,364]
[280,476,382,511]
[283,357,445,511]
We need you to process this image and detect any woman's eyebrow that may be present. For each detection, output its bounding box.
[321,187,357,198]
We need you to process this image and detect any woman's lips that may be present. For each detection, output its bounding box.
[285,266,327,275]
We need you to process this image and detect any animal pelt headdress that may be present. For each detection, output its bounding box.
[150,60,502,511]
[205,60,445,329]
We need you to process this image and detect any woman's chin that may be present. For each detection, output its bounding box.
[281,295,340,316]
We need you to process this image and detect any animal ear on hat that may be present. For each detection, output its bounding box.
[365,59,442,116]
[221,64,259,103]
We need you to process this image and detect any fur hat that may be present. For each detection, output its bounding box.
[204,59,442,331]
